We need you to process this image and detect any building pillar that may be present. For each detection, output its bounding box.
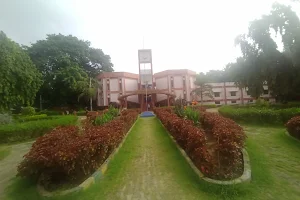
[240,88,244,105]
[223,82,227,105]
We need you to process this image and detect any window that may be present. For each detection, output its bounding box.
[231,100,237,104]
[230,91,237,96]
[246,91,250,95]
[214,92,220,97]
[107,97,110,104]
[107,83,110,91]
[171,79,174,88]
[249,99,253,103]
[215,101,220,105]
[263,89,268,95]
[184,93,187,100]
[119,79,122,91]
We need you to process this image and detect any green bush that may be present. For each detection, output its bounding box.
[15,114,49,122]
[184,107,201,125]
[219,106,300,125]
[94,106,119,125]
[0,115,77,143]
[21,106,36,116]
[0,113,13,125]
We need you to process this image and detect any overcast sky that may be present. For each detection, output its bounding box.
[0,0,299,74]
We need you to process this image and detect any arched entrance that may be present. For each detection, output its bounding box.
[118,89,176,111]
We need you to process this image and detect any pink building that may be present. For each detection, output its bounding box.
[97,69,274,108]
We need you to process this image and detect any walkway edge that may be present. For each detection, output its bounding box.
[285,131,300,142]
[37,117,140,197]
[158,120,251,185]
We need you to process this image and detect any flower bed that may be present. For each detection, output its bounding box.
[285,116,300,140]
[154,107,246,180]
[17,109,139,191]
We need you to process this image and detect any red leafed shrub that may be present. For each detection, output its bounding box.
[154,107,246,180]
[153,108,214,176]
[17,109,139,190]
[201,112,246,179]
[285,116,300,140]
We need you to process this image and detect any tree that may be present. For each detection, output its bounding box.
[26,34,113,108]
[191,73,214,105]
[0,31,42,111]
[227,3,300,102]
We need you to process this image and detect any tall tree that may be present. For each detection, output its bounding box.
[191,73,214,105]
[0,31,42,111]
[26,34,113,108]
[227,3,300,102]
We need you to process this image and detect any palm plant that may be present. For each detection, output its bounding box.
[78,78,102,111]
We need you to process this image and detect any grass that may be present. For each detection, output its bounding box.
[3,119,300,200]
[0,145,11,161]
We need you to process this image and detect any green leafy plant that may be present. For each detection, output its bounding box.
[94,106,119,126]
[21,106,36,116]
[184,107,201,125]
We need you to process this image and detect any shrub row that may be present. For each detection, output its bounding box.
[201,112,246,178]
[153,108,214,176]
[285,116,300,140]
[0,116,78,143]
[14,114,49,122]
[17,109,139,189]
[219,106,300,125]
[154,107,246,179]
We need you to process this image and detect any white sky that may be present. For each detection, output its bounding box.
[0,0,299,74]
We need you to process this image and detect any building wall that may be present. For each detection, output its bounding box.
[125,79,138,92]
[98,70,274,106]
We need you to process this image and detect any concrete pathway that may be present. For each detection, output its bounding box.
[205,107,219,113]
[76,117,215,200]
[0,141,33,199]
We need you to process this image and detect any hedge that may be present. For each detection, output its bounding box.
[219,106,300,125]
[0,116,78,143]
[17,109,139,190]
[14,114,49,123]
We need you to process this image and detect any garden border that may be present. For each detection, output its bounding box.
[285,131,300,142]
[158,120,251,185]
[37,117,140,197]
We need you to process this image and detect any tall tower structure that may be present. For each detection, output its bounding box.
[138,49,153,88]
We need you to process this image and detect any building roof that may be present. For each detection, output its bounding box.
[97,72,139,79]
[97,69,197,80]
[153,69,197,78]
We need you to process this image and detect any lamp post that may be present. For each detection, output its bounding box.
[145,81,148,111]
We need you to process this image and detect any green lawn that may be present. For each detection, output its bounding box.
[0,146,11,161]
[3,119,300,200]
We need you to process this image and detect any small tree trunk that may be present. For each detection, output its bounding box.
[89,77,93,111]
[201,87,203,105]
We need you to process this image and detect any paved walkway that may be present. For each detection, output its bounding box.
[76,117,214,200]
[0,141,33,199]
